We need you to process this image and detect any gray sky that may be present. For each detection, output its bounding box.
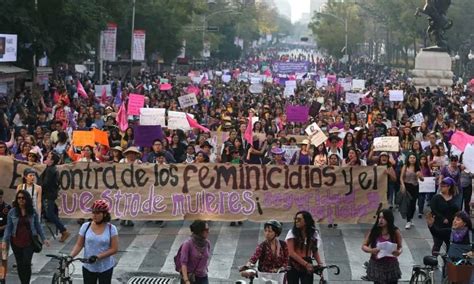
[290,0,310,23]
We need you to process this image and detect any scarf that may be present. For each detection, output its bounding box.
[451,227,468,243]
[191,233,207,250]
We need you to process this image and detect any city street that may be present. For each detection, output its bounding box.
[4,211,442,283]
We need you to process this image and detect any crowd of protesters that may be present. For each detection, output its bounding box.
[0,49,473,240]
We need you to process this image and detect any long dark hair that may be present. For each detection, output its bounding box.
[13,190,35,216]
[292,210,316,251]
[367,209,398,248]
[405,152,420,171]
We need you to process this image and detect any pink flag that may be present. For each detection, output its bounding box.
[450,131,474,152]
[77,80,88,99]
[186,85,200,95]
[116,103,128,132]
[160,83,172,91]
[186,114,210,133]
[264,69,271,77]
[101,86,107,104]
[244,114,253,146]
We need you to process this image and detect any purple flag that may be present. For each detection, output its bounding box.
[134,125,164,147]
[285,105,310,123]
[114,82,122,106]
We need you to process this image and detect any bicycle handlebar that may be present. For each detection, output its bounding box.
[46,254,90,264]
[313,264,341,276]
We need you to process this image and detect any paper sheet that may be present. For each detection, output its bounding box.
[376,241,397,258]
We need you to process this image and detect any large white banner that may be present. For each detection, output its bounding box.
[132,30,146,61]
[139,108,166,126]
[100,23,117,61]
[0,34,18,62]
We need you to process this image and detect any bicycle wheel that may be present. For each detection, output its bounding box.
[51,273,61,284]
[409,270,429,284]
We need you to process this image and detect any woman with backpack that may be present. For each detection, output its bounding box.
[178,220,211,284]
[241,220,289,276]
[70,200,118,284]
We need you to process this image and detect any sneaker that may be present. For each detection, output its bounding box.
[59,230,71,242]
[405,222,412,229]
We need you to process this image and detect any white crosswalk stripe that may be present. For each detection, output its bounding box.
[207,224,241,279]
[160,221,193,274]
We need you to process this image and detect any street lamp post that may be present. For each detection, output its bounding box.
[317,12,348,59]
[201,9,241,59]
[130,0,136,80]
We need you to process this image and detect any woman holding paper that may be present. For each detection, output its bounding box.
[362,209,402,284]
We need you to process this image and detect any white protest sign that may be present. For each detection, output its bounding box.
[285,80,297,88]
[94,84,112,97]
[345,93,361,105]
[420,140,431,151]
[215,71,222,77]
[316,97,325,104]
[167,111,193,130]
[419,177,436,193]
[373,137,399,152]
[284,86,296,97]
[222,74,231,83]
[305,123,327,147]
[191,76,202,84]
[178,93,198,108]
[410,112,424,124]
[318,77,328,87]
[341,81,352,91]
[282,145,300,165]
[250,76,262,84]
[352,79,365,90]
[463,144,474,173]
[249,84,264,94]
[389,90,404,101]
[139,108,166,126]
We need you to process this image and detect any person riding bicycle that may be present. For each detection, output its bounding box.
[241,220,288,279]
[426,210,473,261]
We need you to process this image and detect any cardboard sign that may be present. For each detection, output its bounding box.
[286,105,309,123]
[178,93,198,109]
[94,84,112,97]
[389,90,404,102]
[419,177,436,193]
[463,144,474,173]
[352,79,365,90]
[92,129,109,147]
[176,76,191,83]
[167,111,192,130]
[160,83,172,91]
[345,93,361,105]
[410,112,424,124]
[72,131,95,147]
[139,108,166,126]
[127,93,145,115]
[0,156,387,223]
[305,123,327,147]
[249,84,264,94]
[373,137,399,152]
[134,125,164,147]
[282,145,300,164]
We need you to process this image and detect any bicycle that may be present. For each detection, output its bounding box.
[238,264,287,284]
[47,254,90,284]
[410,253,472,284]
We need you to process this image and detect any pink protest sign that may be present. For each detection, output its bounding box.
[327,74,337,83]
[285,105,310,123]
[127,93,145,115]
[160,83,172,91]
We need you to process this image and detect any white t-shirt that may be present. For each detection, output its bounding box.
[285,229,321,249]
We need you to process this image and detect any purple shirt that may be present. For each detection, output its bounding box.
[180,238,211,277]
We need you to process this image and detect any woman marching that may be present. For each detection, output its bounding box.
[286,211,324,284]
[2,190,49,284]
[70,200,119,284]
[179,220,211,284]
[362,209,403,284]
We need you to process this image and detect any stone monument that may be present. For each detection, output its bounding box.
[411,0,454,89]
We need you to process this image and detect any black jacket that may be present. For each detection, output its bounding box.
[39,165,59,200]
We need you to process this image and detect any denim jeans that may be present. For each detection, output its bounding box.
[44,199,66,233]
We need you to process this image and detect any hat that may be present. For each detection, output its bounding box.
[123,146,141,155]
[105,106,113,111]
[28,149,39,156]
[23,168,36,176]
[329,135,341,142]
[329,127,340,134]
[441,177,455,186]
[411,122,421,128]
[354,127,362,131]
[379,152,389,157]
[111,146,123,152]
[271,147,285,155]
[201,141,214,149]
[299,139,310,145]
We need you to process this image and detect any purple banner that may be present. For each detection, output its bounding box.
[272,61,309,74]
[285,105,310,123]
[134,125,164,147]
